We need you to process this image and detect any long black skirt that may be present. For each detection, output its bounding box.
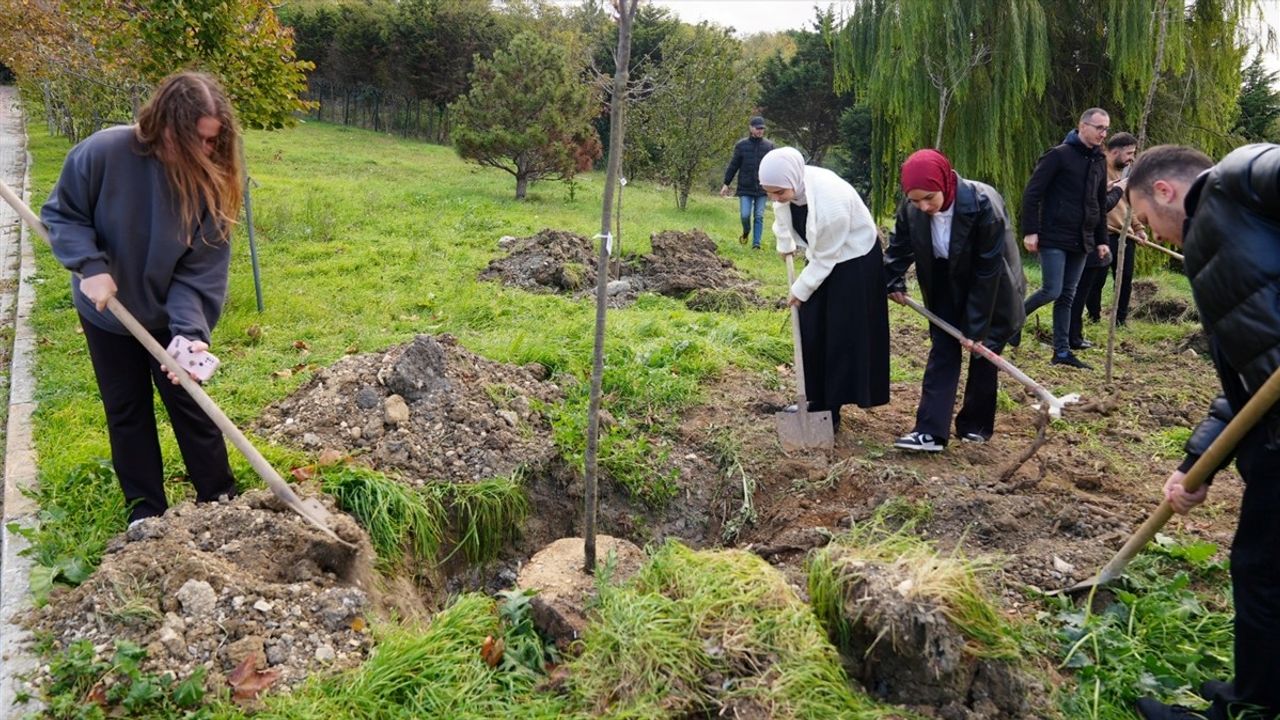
[797,243,891,410]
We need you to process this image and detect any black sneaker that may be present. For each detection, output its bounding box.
[1052,351,1092,369]
[739,232,749,245]
[1135,697,1210,719]
[958,432,988,444]
[1069,338,1094,350]
[894,431,946,452]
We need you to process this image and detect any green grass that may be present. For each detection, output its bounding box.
[566,541,915,718]
[1047,536,1234,719]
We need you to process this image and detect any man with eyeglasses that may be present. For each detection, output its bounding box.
[1016,107,1113,369]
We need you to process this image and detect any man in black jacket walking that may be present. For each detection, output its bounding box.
[1127,143,1280,720]
[721,116,774,249]
[1019,108,1112,369]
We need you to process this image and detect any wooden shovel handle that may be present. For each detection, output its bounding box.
[784,254,808,406]
[1092,364,1280,586]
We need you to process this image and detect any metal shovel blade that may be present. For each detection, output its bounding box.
[775,408,834,452]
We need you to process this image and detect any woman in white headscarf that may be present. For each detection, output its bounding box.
[759,147,890,429]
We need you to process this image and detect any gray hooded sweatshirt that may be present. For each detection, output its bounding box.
[41,125,230,343]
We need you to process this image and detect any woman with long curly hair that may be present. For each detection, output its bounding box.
[42,71,244,525]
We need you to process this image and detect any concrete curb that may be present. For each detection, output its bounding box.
[0,88,42,717]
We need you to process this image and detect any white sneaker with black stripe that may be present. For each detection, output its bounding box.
[894,431,946,452]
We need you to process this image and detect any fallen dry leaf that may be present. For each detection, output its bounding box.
[344,344,359,354]
[228,651,282,703]
[293,340,311,351]
[480,634,504,667]
[290,466,315,483]
[350,616,367,632]
[84,682,108,707]
[272,368,293,379]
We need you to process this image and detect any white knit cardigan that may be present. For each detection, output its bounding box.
[771,165,879,301]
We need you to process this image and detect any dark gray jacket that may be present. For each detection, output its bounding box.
[1179,143,1280,474]
[723,136,775,197]
[885,175,1027,346]
[42,125,230,343]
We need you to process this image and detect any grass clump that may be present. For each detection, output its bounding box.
[567,541,910,718]
[1049,536,1233,719]
[443,472,529,565]
[252,593,570,720]
[319,466,445,571]
[319,465,527,569]
[807,516,1023,661]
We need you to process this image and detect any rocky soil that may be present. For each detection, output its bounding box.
[27,491,381,695]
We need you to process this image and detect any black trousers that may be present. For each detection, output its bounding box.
[1212,429,1280,718]
[914,260,1003,442]
[80,317,236,522]
[1070,263,1110,346]
[1107,234,1137,325]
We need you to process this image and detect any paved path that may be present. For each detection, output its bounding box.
[0,83,42,717]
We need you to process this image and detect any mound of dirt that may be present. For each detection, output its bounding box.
[257,334,562,484]
[816,553,1045,720]
[480,229,598,293]
[27,491,378,694]
[481,228,764,310]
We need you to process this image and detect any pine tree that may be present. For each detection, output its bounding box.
[451,32,602,200]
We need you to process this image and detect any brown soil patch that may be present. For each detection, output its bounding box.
[27,491,389,693]
[480,228,765,310]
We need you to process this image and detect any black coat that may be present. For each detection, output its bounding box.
[1182,143,1280,470]
[1020,130,1110,254]
[723,136,775,197]
[885,175,1027,346]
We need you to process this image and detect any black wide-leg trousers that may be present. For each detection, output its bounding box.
[80,316,236,522]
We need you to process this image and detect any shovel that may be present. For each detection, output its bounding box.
[899,296,1080,418]
[0,178,350,547]
[775,253,834,451]
[1056,364,1280,596]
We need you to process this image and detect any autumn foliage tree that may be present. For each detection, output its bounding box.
[0,0,312,140]
[451,32,601,200]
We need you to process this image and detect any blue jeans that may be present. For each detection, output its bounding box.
[740,195,766,247]
[1023,247,1087,355]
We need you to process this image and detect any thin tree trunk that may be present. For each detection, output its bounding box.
[1138,0,1170,150]
[584,0,638,573]
[935,88,948,150]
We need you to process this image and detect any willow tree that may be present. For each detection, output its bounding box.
[833,0,1262,220]
[832,0,1050,217]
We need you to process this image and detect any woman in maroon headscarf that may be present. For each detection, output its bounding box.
[884,149,1027,452]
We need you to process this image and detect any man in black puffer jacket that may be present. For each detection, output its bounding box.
[1018,108,1113,368]
[1126,143,1280,720]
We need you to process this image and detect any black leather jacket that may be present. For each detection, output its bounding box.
[885,175,1027,346]
[1180,143,1280,474]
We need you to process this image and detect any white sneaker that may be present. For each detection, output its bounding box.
[959,432,988,444]
[894,431,946,452]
